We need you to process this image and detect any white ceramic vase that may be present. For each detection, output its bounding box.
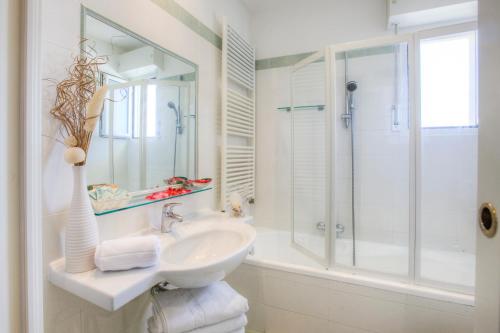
[65,165,99,273]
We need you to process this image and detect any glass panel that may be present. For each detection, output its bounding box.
[334,43,411,276]
[419,31,477,289]
[291,54,329,262]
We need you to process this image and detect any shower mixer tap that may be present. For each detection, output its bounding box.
[341,113,352,128]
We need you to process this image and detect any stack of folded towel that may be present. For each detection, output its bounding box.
[148,281,248,333]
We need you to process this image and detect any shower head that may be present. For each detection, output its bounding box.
[342,81,358,129]
[167,101,177,111]
[168,101,183,135]
[346,81,358,92]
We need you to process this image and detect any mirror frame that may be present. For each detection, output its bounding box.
[80,6,199,183]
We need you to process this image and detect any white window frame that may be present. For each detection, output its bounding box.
[100,73,134,139]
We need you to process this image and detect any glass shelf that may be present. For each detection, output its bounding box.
[277,104,325,112]
[93,187,213,216]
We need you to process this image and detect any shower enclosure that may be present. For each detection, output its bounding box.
[290,30,477,292]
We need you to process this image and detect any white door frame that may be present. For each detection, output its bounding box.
[475,0,500,331]
[21,0,44,332]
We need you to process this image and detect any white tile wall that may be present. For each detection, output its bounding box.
[334,50,411,250]
[226,263,474,333]
[254,68,292,231]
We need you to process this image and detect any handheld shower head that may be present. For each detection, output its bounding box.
[342,81,358,129]
[168,101,183,134]
[167,101,176,110]
[346,81,358,92]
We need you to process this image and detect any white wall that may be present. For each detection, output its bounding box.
[250,0,389,59]
[0,0,21,332]
[248,0,476,60]
[176,0,252,41]
[41,0,251,332]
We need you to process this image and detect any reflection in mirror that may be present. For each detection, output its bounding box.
[84,11,197,194]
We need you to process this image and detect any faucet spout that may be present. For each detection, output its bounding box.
[161,203,183,233]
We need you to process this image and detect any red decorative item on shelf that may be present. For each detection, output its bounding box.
[195,178,212,184]
[185,178,212,190]
[146,187,192,200]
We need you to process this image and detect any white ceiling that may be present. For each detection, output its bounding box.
[86,16,144,52]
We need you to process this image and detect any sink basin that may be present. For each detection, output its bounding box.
[159,221,255,288]
[48,213,255,311]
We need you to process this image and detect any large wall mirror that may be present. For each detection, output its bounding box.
[82,8,198,194]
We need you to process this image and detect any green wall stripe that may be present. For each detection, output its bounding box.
[256,45,398,71]
[151,0,222,49]
[335,44,397,60]
[255,52,315,70]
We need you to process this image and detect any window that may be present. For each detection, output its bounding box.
[420,31,477,128]
[132,84,158,138]
[132,85,141,138]
[100,75,133,138]
[146,84,157,137]
[100,74,158,138]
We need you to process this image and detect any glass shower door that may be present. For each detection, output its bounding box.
[332,40,412,276]
[291,50,331,265]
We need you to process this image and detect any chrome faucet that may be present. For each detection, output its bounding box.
[161,203,183,233]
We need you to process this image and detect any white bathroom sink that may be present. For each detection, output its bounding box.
[48,213,255,311]
[158,221,256,288]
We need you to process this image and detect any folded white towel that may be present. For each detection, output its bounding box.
[147,314,247,333]
[151,281,249,333]
[94,235,160,271]
[227,329,244,333]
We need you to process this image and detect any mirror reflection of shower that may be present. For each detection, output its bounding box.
[168,101,183,176]
[341,81,358,128]
[167,101,183,135]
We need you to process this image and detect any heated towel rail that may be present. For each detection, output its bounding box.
[221,19,256,210]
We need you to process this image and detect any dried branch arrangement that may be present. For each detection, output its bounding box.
[50,47,108,166]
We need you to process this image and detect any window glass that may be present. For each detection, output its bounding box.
[146,84,157,137]
[420,32,477,128]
